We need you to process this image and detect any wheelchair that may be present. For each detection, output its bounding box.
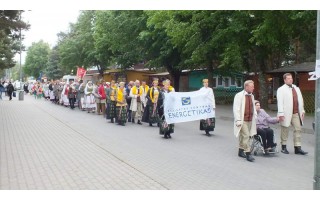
[250,133,278,156]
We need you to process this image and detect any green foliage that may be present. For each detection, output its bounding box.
[45,46,64,80]
[24,40,50,78]
[0,10,29,70]
[95,10,147,69]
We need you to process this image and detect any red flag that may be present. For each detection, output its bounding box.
[77,67,87,79]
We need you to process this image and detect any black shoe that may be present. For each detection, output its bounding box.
[168,135,171,138]
[149,123,153,127]
[205,131,211,136]
[111,118,114,123]
[246,152,255,162]
[294,146,308,155]
[281,145,289,154]
[264,149,269,155]
[238,149,246,158]
[137,120,142,125]
[132,119,135,123]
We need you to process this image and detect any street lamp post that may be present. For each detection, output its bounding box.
[314,10,320,190]
[19,10,22,83]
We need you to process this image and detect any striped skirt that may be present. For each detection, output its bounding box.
[148,103,159,124]
[200,118,215,132]
[116,106,127,124]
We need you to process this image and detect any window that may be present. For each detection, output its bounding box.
[218,76,223,86]
[224,77,230,87]
[231,77,236,86]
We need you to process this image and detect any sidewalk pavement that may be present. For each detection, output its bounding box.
[0,93,316,190]
[0,95,166,189]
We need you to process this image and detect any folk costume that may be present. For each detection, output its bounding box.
[78,82,86,110]
[106,81,117,123]
[84,81,96,113]
[199,79,216,136]
[115,82,127,126]
[142,79,160,126]
[277,79,307,155]
[158,83,174,139]
[233,81,257,162]
[129,83,144,125]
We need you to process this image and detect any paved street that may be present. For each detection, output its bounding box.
[0,94,316,189]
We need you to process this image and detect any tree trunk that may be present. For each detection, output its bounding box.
[166,65,181,92]
[172,72,181,92]
[207,61,217,88]
[258,72,268,109]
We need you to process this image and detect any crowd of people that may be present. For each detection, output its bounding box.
[12,78,214,139]
[1,72,309,162]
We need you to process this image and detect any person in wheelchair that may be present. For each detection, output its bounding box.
[255,100,279,154]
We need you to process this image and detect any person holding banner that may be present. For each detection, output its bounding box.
[199,79,216,136]
[233,80,257,162]
[142,78,160,127]
[158,80,174,139]
[115,82,127,126]
[106,80,117,123]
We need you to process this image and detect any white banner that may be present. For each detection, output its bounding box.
[164,90,215,124]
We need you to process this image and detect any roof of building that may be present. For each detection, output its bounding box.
[267,62,315,73]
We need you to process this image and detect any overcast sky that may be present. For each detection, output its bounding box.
[16,10,80,63]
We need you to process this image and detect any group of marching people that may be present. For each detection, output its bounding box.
[30,77,216,139]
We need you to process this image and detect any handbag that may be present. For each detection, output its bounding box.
[13,91,16,97]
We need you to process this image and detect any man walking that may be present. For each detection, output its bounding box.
[233,80,257,162]
[130,80,144,125]
[277,73,307,155]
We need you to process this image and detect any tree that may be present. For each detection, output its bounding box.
[95,11,147,70]
[24,40,50,78]
[247,11,317,106]
[45,46,64,80]
[0,10,29,70]
[140,11,184,91]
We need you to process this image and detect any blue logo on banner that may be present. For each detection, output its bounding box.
[181,97,191,105]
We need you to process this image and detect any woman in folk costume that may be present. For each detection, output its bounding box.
[115,82,127,126]
[84,81,96,113]
[36,83,43,99]
[106,80,117,123]
[78,80,86,110]
[94,80,107,116]
[158,80,174,139]
[233,80,257,162]
[199,79,216,136]
[61,83,70,106]
[142,78,160,126]
[53,80,60,104]
[43,82,50,100]
[130,80,144,125]
[57,82,64,105]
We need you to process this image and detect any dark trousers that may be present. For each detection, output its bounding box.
[257,128,275,149]
[69,98,75,109]
[8,92,12,100]
[127,108,132,122]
